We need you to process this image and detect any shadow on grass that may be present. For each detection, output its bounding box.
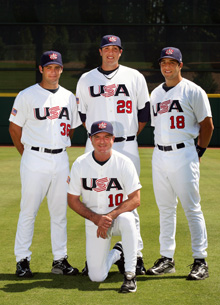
[138,275,187,281]
[0,271,122,293]
[0,272,187,293]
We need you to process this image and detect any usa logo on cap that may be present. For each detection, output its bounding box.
[165,49,174,55]
[109,36,117,42]
[98,122,107,129]
[49,53,58,60]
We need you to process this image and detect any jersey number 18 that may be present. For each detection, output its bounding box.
[170,115,185,129]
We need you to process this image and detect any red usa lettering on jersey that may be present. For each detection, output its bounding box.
[93,177,109,192]
[158,100,172,114]
[101,84,117,97]
[89,84,129,97]
[152,99,183,116]
[47,106,61,120]
[34,107,70,120]
[82,177,123,192]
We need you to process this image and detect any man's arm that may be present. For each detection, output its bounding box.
[67,193,112,229]
[9,122,24,155]
[197,117,214,161]
[137,122,147,136]
[69,129,75,140]
[107,189,140,220]
[78,112,86,129]
[137,101,150,136]
[197,117,214,148]
[196,117,214,162]
[96,189,141,239]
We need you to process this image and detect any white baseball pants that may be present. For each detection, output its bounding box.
[15,149,69,262]
[152,145,208,259]
[86,212,137,282]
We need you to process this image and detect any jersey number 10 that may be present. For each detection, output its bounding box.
[108,193,123,207]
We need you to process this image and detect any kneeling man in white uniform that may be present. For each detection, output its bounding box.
[67,120,142,293]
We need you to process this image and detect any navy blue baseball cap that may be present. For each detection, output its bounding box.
[100,35,122,49]
[40,51,63,67]
[90,121,114,137]
[159,47,182,63]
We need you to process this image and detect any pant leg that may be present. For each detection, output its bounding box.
[112,140,143,256]
[47,151,69,261]
[152,148,178,259]
[112,212,138,273]
[86,212,137,282]
[15,150,51,262]
[168,146,208,259]
[85,224,113,282]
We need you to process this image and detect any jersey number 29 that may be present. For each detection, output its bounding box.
[117,100,132,113]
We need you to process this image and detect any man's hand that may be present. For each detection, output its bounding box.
[95,214,112,229]
[97,226,109,239]
[95,215,112,239]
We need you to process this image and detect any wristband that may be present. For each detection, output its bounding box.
[196,145,206,158]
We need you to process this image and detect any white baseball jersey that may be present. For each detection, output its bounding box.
[76,65,149,137]
[9,84,81,148]
[68,149,142,226]
[150,78,212,145]
[10,84,82,262]
[151,77,212,260]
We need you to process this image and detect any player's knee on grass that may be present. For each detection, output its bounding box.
[88,268,108,282]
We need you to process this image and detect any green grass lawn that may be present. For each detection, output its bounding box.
[0,147,219,305]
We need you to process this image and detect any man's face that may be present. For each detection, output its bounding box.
[39,64,63,86]
[99,45,122,69]
[159,58,183,81]
[91,132,115,156]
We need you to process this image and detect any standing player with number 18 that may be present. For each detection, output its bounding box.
[9,51,81,277]
[76,35,150,275]
[147,47,214,280]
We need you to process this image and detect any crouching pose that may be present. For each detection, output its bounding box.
[67,120,142,293]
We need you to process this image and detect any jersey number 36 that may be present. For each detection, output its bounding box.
[60,123,71,136]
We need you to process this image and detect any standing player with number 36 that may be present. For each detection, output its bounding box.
[147,47,214,280]
[76,35,150,275]
[9,51,81,277]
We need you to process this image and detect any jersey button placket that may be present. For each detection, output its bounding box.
[97,170,104,212]
[50,96,58,148]
[108,96,114,116]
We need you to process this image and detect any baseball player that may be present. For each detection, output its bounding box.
[76,35,150,275]
[67,120,142,293]
[147,47,214,280]
[9,51,82,277]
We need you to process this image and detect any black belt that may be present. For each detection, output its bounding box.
[31,147,65,154]
[114,136,135,143]
[157,143,185,151]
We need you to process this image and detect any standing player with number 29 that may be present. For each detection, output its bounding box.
[9,51,81,277]
[147,47,214,280]
[76,35,150,275]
